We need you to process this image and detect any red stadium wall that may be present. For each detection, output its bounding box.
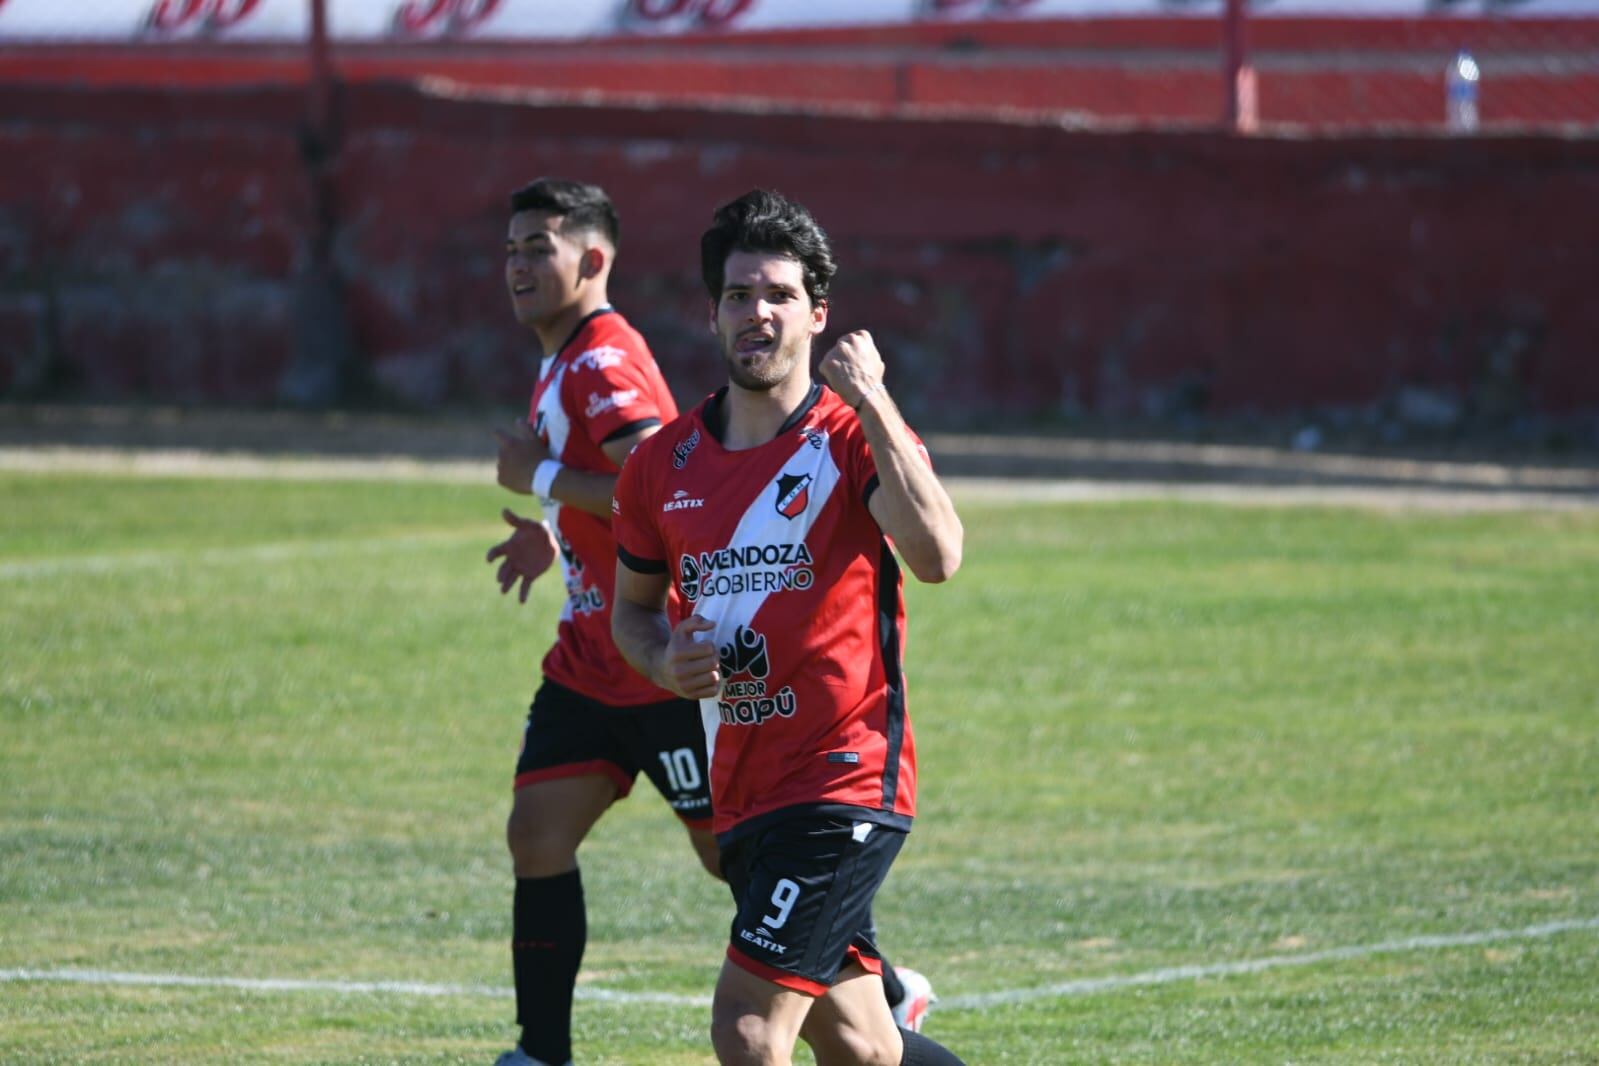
[2,81,1597,421]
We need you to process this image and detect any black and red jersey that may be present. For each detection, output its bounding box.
[613,383,924,841]
[530,308,678,707]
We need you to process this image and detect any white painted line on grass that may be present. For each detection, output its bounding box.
[0,968,709,1007]
[5,446,1593,510]
[941,915,1599,1010]
[0,529,484,581]
[4,916,1594,1012]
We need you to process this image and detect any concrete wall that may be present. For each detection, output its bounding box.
[3,81,1596,424]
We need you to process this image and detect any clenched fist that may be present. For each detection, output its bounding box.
[818,330,887,410]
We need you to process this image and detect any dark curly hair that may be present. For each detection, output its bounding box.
[701,189,836,305]
[508,178,620,249]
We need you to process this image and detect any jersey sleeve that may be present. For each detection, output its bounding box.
[612,439,668,574]
[564,339,667,448]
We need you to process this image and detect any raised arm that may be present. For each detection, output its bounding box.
[819,330,963,583]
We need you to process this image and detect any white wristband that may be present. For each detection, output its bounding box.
[531,459,563,500]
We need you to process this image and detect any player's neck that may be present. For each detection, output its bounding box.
[534,291,611,358]
[722,369,814,451]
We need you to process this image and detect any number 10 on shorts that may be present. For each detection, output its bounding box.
[657,747,701,792]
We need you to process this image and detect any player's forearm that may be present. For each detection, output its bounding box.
[857,391,963,583]
[611,596,674,689]
[547,468,620,519]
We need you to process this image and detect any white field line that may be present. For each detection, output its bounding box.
[942,915,1599,1010]
[0,968,706,1007]
[4,446,1595,510]
[2,916,1594,1012]
[0,529,485,581]
[0,447,490,484]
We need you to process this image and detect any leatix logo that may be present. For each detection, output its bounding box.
[775,472,812,519]
[716,624,797,727]
[663,489,705,513]
[738,924,787,955]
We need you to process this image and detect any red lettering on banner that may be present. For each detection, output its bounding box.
[633,0,693,16]
[393,0,503,36]
[630,0,755,28]
[926,0,1039,11]
[146,0,262,32]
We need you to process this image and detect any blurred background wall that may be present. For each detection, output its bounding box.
[2,0,1597,436]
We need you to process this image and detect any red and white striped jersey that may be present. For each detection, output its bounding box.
[613,383,921,841]
[530,308,678,707]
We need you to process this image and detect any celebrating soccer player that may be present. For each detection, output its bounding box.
[611,189,966,1066]
[486,180,935,1066]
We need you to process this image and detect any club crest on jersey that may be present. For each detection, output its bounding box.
[775,473,812,519]
[673,428,701,470]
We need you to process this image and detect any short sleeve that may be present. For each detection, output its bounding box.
[564,340,666,448]
[612,439,667,574]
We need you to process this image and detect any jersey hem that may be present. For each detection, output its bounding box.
[714,802,913,848]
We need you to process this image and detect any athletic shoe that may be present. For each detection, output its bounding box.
[493,1048,570,1066]
[890,966,936,1033]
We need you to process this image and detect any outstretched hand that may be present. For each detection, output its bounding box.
[485,509,558,603]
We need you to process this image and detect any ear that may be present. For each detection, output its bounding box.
[579,244,608,281]
[810,298,828,336]
[707,299,720,335]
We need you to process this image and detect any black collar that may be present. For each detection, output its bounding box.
[703,382,823,446]
[553,306,615,360]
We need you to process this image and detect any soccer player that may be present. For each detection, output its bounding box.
[611,190,966,1066]
[486,180,933,1066]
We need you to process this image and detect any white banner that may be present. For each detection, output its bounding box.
[0,0,1591,43]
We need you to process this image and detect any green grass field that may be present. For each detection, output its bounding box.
[2,470,1597,1064]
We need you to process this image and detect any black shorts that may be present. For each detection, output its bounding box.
[513,679,712,827]
[720,812,907,996]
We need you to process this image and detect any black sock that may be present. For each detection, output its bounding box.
[512,869,585,1065]
[880,958,905,1008]
[900,1027,966,1066]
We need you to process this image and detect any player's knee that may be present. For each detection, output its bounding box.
[709,1006,776,1065]
[505,803,578,875]
[803,1020,900,1066]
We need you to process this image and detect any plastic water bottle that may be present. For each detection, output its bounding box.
[1446,50,1480,132]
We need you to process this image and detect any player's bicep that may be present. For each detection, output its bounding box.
[600,423,661,469]
[614,556,672,611]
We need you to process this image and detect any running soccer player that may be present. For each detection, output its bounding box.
[611,190,966,1066]
[486,180,932,1066]
[487,178,716,1066]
